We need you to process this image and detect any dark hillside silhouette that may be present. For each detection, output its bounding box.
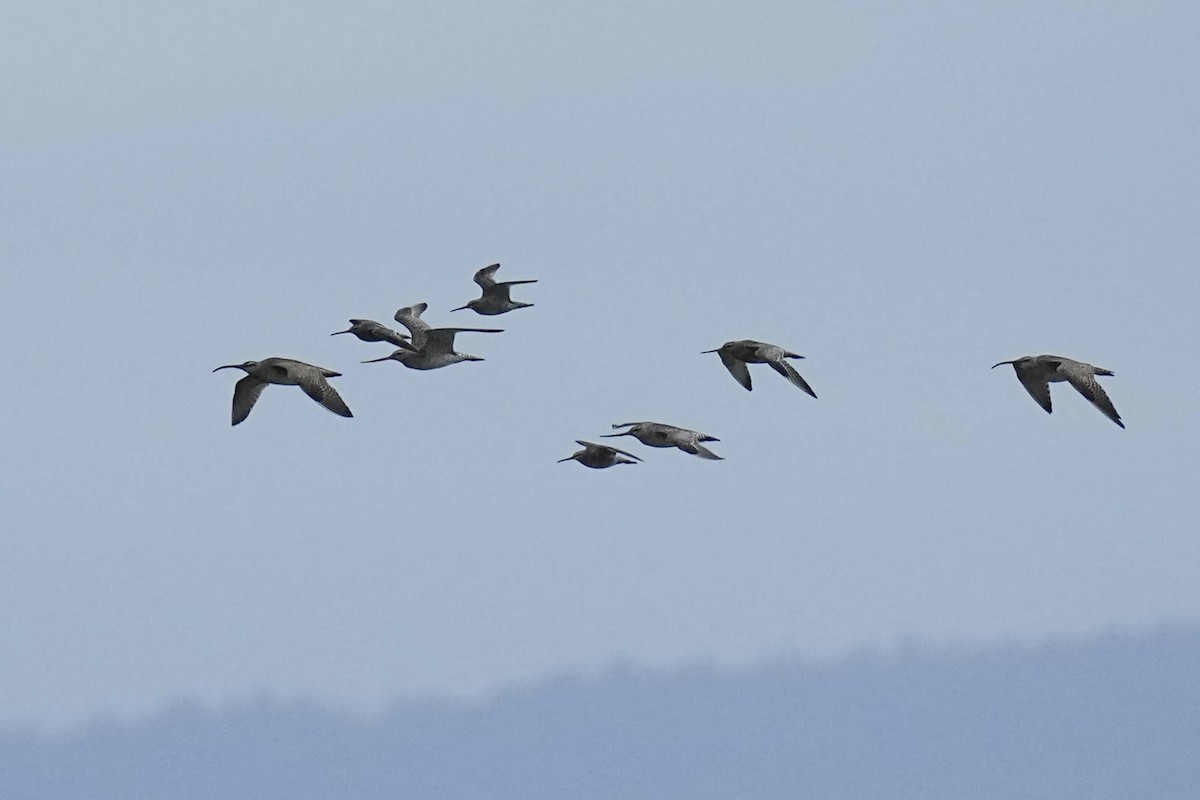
[5,628,1199,799]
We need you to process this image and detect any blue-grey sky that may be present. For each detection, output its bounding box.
[3,1,1199,732]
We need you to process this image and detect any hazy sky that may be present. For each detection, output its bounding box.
[3,1,1199,732]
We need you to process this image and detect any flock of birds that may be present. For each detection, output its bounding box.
[214,263,1127,467]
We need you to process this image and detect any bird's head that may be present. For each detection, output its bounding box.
[332,320,368,336]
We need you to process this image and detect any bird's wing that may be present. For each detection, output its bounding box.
[372,323,413,348]
[425,327,502,353]
[649,427,674,443]
[717,350,753,391]
[1062,364,1124,428]
[231,375,268,426]
[1013,363,1054,414]
[768,359,817,397]
[679,440,723,460]
[383,330,417,351]
[360,321,390,340]
[299,374,353,418]
[422,328,458,354]
[482,283,513,302]
[393,304,431,348]
[473,263,501,288]
[577,440,643,461]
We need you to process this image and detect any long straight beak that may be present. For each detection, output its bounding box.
[556,456,574,463]
[331,328,353,336]
[361,355,394,364]
[599,432,627,438]
[450,304,470,312]
[701,348,720,354]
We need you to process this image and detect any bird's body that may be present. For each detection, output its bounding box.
[452,263,538,315]
[558,440,643,469]
[603,421,723,460]
[331,319,413,349]
[213,357,352,425]
[703,339,817,397]
[992,354,1124,428]
[361,303,502,370]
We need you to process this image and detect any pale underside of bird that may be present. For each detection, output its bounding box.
[361,302,503,370]
[558,440,643,468]
[331,318,414,350]
[213,357,353,425]
[452,263,538,315]
[603,421,723,460]
[703,339,817,397]
[992,354,1124,428]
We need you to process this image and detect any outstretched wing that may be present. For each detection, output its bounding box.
[768,359,817,398]
[577,440,643,461]
[425,327,503,354]
[367,323,414,349]
[384,331,418,351]
[473,263,502,288]
[679,440,723,460]
[1013,363,1054,415]
[231,376,268,426]
[1061,364,1124,428]
[299,374,353,418]
[717,350,753,391]
[393,304,431,348]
